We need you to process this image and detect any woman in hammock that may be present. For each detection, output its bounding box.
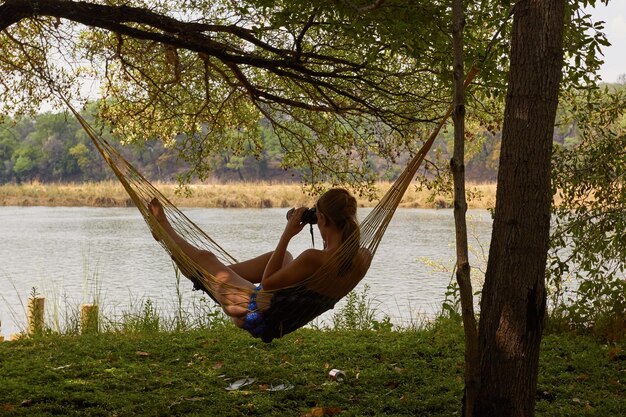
[148,188,371,340]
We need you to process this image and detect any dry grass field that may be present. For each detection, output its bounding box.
[0,181,497,209]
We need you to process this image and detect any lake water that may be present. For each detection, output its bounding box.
[0,206,493,337]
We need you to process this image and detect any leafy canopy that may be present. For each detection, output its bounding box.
[0,0,611,191]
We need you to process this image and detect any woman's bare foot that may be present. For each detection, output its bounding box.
[148,198,167,222]
[148,198,169,241]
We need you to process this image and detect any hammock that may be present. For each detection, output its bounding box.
[66,67,478,342]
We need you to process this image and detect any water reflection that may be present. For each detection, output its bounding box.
[0,206,492,337]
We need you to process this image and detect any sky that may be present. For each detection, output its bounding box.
[588,1,626,83]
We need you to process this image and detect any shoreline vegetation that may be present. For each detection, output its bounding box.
[0,181,497,209]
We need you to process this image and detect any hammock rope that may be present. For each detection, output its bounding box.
[64,65,480,340]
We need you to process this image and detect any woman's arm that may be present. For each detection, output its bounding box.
[260,207,321,290]
[261,249,321,290]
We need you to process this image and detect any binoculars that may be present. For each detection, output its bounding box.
[286,207,318,225]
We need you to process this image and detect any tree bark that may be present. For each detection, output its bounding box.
[474,1,565,416]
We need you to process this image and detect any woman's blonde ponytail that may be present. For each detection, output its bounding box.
[316,188,360,274]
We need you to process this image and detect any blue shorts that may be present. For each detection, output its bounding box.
[243,285,266,339]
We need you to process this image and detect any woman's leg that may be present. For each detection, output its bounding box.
[229,251,294,283]
[149,198,255,321]
[190,250,256,319]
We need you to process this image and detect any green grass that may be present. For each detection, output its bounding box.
[1,320,624,416]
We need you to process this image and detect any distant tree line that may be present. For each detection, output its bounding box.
[0,108,508,184]
[3,81,624,185]
[0,110,299,183]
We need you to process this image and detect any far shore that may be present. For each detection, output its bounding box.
[0,181,497,209]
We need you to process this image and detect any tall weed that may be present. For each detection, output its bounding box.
[331,285,392,331]
[119,298,161,333]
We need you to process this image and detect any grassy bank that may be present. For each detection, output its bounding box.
[0,181,497,209]
[1,320,624,416]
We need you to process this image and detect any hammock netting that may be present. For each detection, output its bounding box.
[66,66,478,341]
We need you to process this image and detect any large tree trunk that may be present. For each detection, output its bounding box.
[474,1,565,416]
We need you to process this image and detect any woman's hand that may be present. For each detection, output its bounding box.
[283,207,307,239]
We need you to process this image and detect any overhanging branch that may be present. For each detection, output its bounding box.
[0,0,440,126]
